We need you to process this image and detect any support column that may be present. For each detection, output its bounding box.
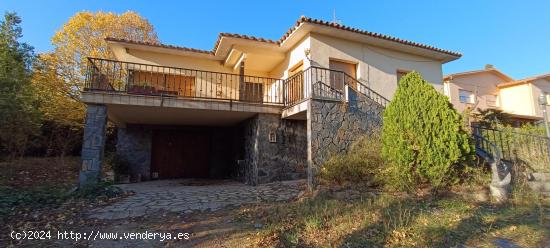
[79,104,108,188]
[306,100,318,191]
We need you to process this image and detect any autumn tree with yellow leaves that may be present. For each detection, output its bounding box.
[31,11,158,159]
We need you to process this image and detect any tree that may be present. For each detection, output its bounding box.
[0,12,40,159]
[45,11,158,98]
[32,54,84,161]
[381,72,473,190]
[31,11,158,159]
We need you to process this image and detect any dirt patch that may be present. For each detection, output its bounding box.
[0,157,80,188]
[0,157,131,247]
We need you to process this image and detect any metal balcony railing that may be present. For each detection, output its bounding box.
[283,66,390,107]
[471,124,550,166]
[84,58,390,108]
[84,57,285,104]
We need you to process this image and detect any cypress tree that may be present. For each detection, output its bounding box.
[381,72,472,190]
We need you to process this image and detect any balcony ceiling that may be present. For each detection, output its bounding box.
[107,104,257,126]
[223,45,285,72]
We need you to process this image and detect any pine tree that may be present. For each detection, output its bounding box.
[0,12,40,159]
[381,72,472,190]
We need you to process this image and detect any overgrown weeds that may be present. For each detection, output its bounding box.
[248,191,549,247]
[319,132,383,186]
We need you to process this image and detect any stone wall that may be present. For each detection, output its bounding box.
[242,114,307,185]
[79,104,108,187]
[116,127,152,181]
[309,90,384,186]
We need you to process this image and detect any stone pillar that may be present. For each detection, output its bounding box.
[306,100,318,191]
[79,104,108,187]
[116,127,152,181]
[242,115,260,186]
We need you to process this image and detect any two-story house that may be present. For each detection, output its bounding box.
[79,16,461,188]
[444,65,550,123]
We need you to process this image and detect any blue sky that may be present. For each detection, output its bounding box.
[2,0,549,79]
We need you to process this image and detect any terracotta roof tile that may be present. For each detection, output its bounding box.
[497,74,550,88]
[106,16,461,58]
[105,37,213,54]
[444,68,513,81]
[212,33,278,54]
[286,16,461,57]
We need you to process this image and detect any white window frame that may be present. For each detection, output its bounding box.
[459,89,475,104]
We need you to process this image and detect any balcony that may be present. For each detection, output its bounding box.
[84,58,285,105]
[83,58,389,115]
[283,66,389,107]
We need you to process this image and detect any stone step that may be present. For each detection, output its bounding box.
[527,181,550,192]
[527,172,550,182]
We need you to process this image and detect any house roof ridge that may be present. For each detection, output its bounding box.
[497,73,550,88]
[106,16,461,58]
[287,16,461,57]
[444,68,514,81]
[105,37,214,54]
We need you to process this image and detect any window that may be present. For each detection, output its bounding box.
[486,95,498,107]
[128,70,195,96]
[459,90,475,104]
[288,61,304,76]
[329,59,357,78]
[329,59,357,91]
[287,61,304,103]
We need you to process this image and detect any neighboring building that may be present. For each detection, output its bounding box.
[79,16,461,188]
[444,66,549,122]
[443,65,512,113]
[497,74,550,119]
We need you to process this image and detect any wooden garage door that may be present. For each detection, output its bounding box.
[151,130,210,179]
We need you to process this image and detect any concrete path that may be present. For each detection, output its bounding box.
[88,179,305,220]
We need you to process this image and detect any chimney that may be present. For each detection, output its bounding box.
[485,64,494,70]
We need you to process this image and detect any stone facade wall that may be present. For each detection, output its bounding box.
[79,104,108,187]
[309,91,384,185]
[116,127,152,180]
[242,114,307,185]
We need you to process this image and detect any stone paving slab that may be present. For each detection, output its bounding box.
[88,179,305,220]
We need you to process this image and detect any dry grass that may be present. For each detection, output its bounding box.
[239,188,549,247]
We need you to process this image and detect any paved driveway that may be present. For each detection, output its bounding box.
[88,179,305,220]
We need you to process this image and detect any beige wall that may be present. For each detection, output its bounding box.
[269,35,311,79]
[268,36,311,100]
[445,72,507,113]
[110,32,449,102]
[111,45,282,102]
[499,84,536,116]
[531,78,550,117]
[308,33,444,99]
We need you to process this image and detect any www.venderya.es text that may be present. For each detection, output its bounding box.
[10,230,191,242]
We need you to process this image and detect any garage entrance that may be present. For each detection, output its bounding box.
[150,127,242,179]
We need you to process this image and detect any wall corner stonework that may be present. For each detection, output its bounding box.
[79,104,108,187]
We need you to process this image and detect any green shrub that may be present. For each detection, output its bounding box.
[381,72,473,191]
[106,153,129,176]
[320,132,383,185]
